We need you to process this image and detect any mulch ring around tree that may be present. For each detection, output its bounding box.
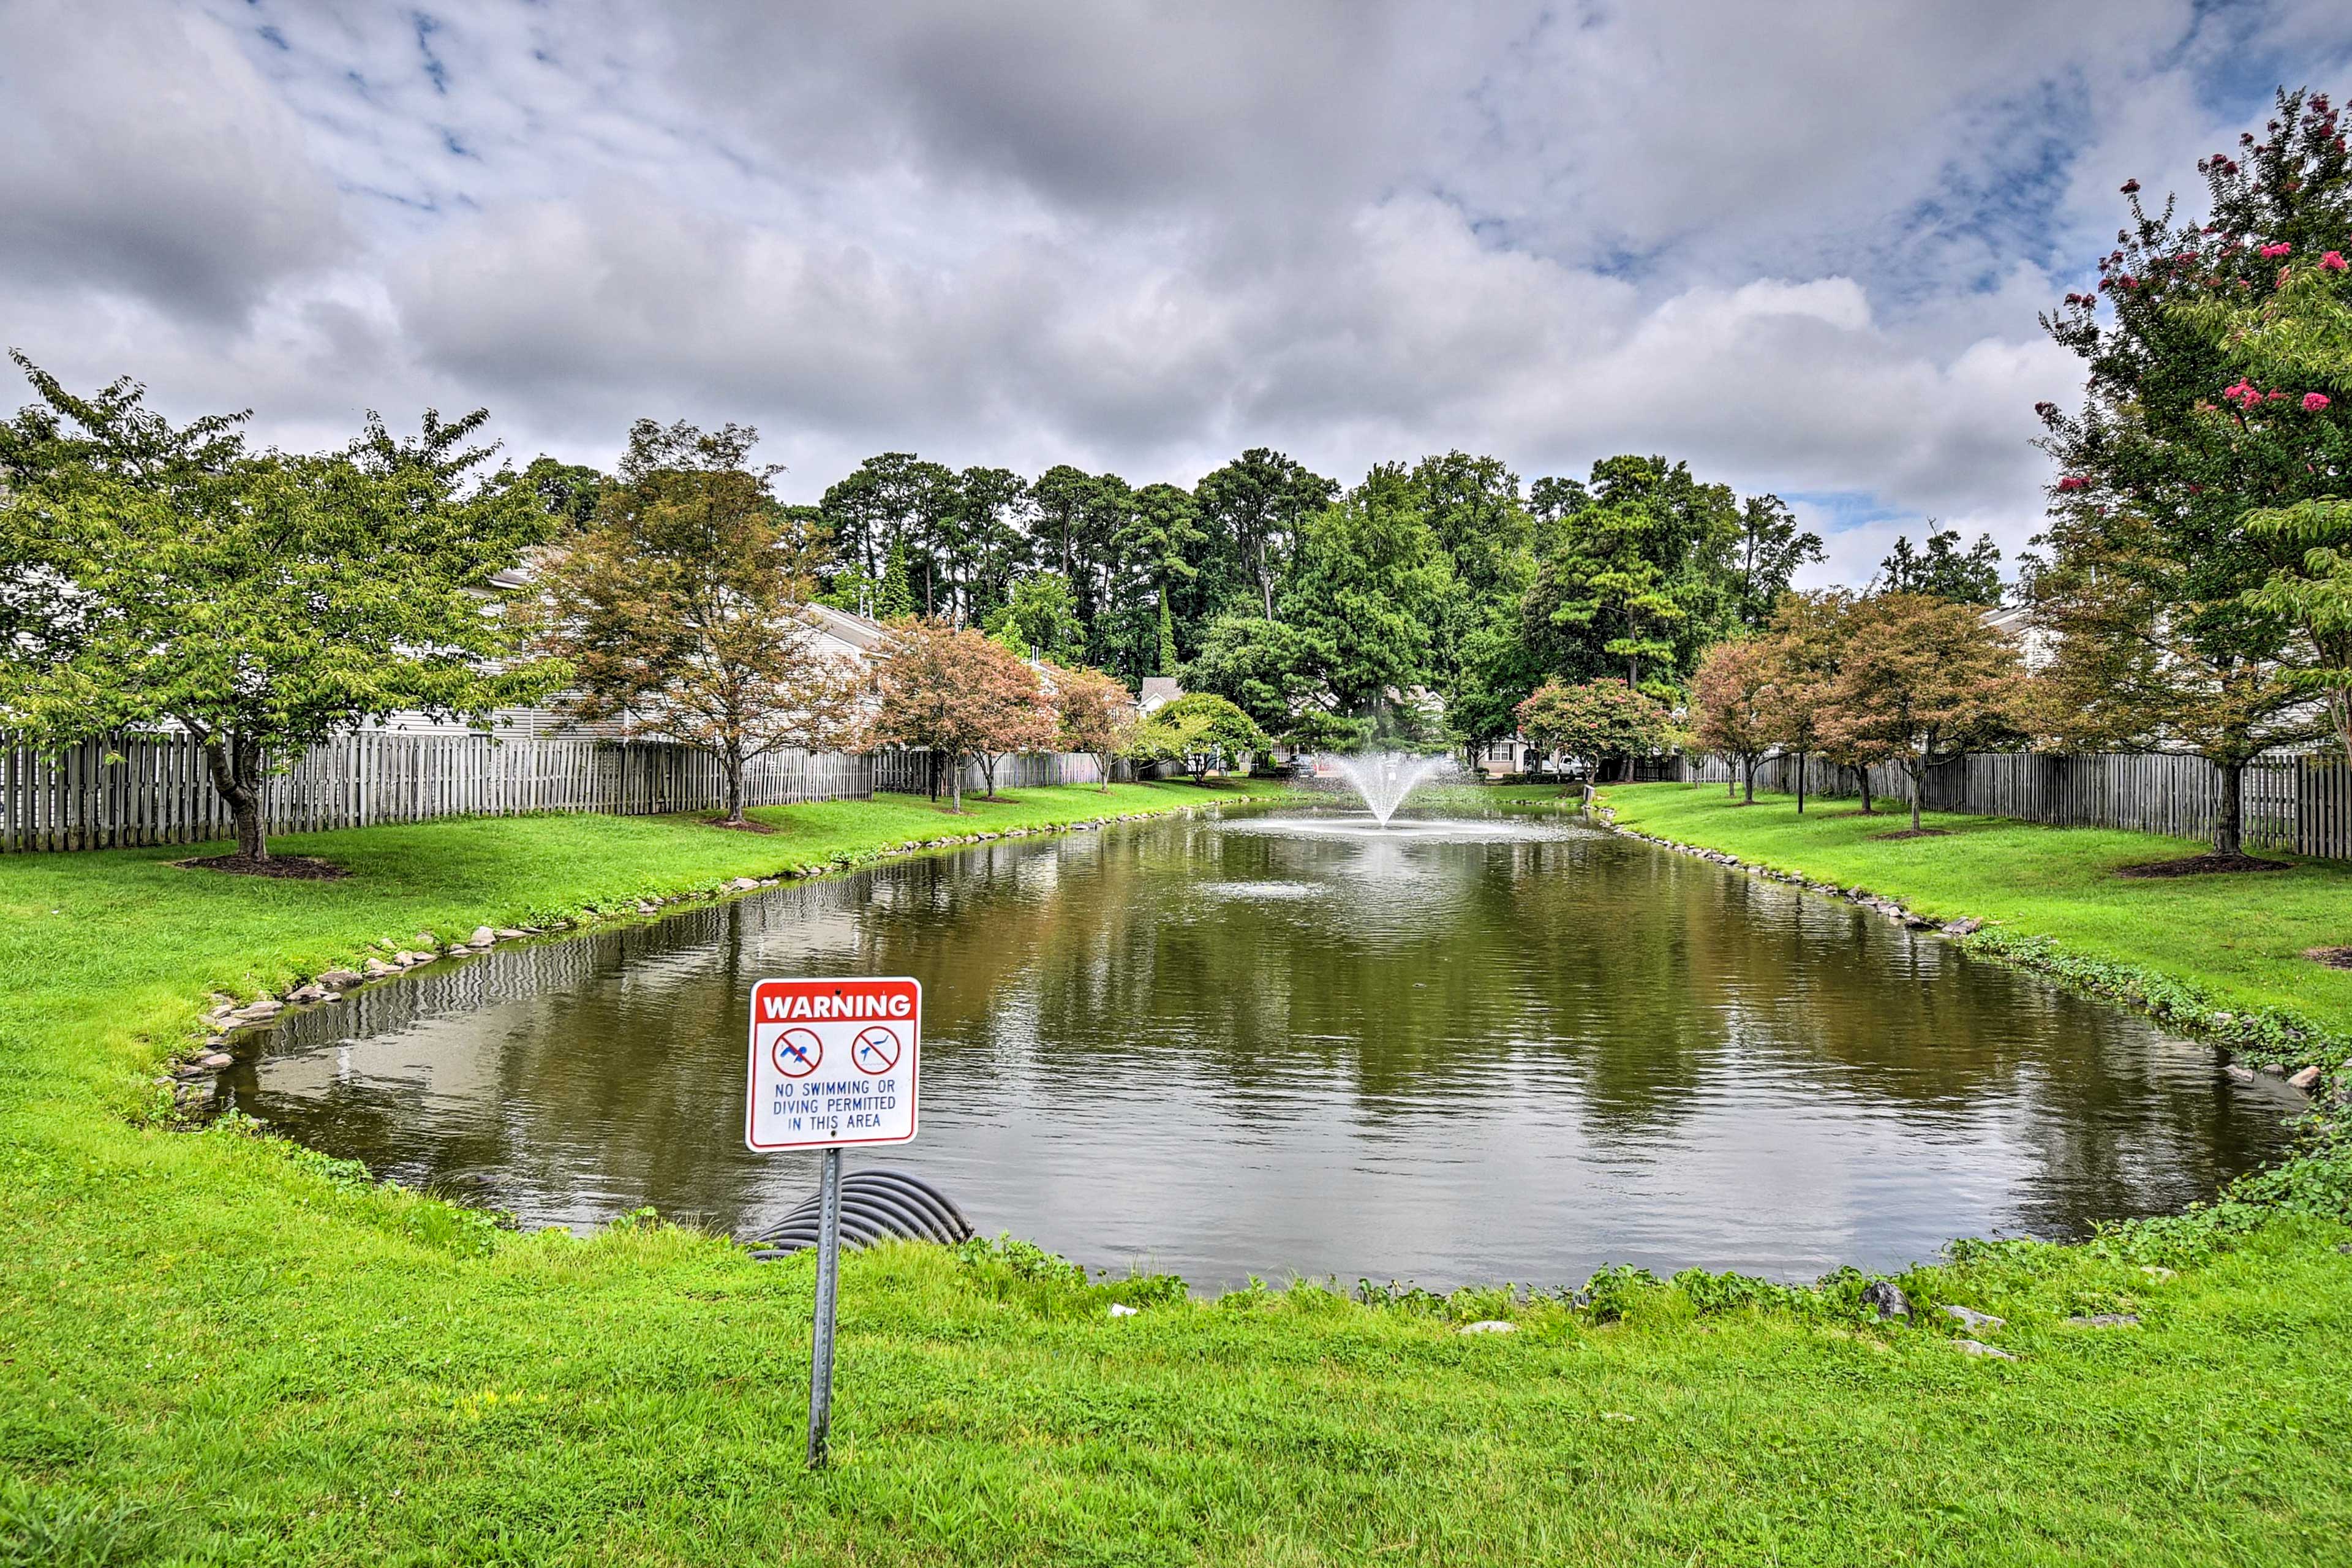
[1868,828,1951,841]
[175,853,350,880]
[701,816,777,834]
[2304,946,2352,970]
[2114,853,2291,878]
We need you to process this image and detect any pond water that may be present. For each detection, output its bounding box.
[219,803,2302,1289]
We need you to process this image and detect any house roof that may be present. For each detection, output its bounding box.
[1139,677,1182,712]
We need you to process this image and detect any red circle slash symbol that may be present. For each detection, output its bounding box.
[850,1026,901,1076]
[772,1027,823,1079]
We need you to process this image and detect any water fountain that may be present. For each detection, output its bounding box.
[1327,751,1455,826]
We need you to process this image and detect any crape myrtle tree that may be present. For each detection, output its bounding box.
[1754,590,1853,813]
[1049,663,1139,791]
[0,358,557,865]
[1819,594,2023,834]
[1514,678,1672,783]
[533,420,864,827]
[1689,638,1776,802]
[2187,238,2352,755]
[2031,86,2352,856]
[870,620,1050,813]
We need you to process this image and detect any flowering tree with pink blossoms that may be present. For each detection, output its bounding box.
[2029,86,2352,858]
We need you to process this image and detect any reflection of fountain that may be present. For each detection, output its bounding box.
[1327,751,1455,826]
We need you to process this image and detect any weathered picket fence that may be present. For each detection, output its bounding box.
[1683,750,2352,860]
[869,749,1110,796]
[0,732,873,852]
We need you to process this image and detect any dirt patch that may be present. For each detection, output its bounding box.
[1869,828,1951,841]
[701,816,777,834]
[176,853,350,880]
[2304,946,2352,970]
[2114,853,2291,878]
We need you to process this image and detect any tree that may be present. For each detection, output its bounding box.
[870,620,1051,813]
[986,572,1088,665]
[1874,524,2003,604]
[532,420,862,827]
[1513,679,1672,782]
[1050,664,1139,791]
[2185,245,2352,756]
[1281,464,1452,734]
[1196,448,1339,620]
[0,361,556,864]
[1178,613,1320,739]
[1818,594,2022,834]
[1753,590,1853,813]
[1521,456,1743,698]
[1128,692,1267,780]
[1689,638,1776,802]
[1731,494,1824,628]
[2031,85,2352,857]
[1122,483,1207,677]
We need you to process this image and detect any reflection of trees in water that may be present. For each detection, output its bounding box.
[236,813,2295,1239]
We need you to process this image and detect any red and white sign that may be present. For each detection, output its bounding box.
[744,976,922,1152]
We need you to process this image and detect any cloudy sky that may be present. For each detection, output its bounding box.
[6,1,2350,581]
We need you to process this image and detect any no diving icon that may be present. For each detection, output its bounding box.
[850,1026,901,1075]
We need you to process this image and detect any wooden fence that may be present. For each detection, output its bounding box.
[1682,750,2352,859]
[869,750,1110,796]
[0,733,873,852]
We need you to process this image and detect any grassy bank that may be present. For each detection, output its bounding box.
[4,782,2352,1564]
[1599,782,2352,1072]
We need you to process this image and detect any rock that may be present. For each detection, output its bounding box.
[2066,1313,2140,1328]
[2260,1061,2287,1077]
[444,945,472,958]
[2225,1063,2256,1082]
[1954,1339,2017,1360]
[287,984,328,1003]
[200,1052,233,1068]
[1458,1320,1516,1334]
[1941,1305,2005,1331]
[636,902,658,914]
[415,933,436,946]
[1107,1303,1140,1319]
[237,999,283,1020]
[1904,914,1935,930]
[1861,1281,1910,1321]
[469,927,496,948]
[362,959,396,978]
[317,969,363,989]
[2288,1065,2323,1091]
[494,929,529,941]
[1941,918,1982,937]
[729,877,760,891]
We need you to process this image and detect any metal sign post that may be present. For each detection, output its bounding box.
[805,1145,843,1468]
[742,976,922,1472]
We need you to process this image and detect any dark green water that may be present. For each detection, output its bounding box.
[222,805,2301,1288]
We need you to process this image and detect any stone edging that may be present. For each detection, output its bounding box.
[155,797,1246,1108]
[1593,805,2344,1107]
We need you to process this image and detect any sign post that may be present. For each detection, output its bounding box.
[743,976,922,1470]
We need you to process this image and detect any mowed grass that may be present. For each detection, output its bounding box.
[0,780,2349,1564]
[1600,782,2352,1027]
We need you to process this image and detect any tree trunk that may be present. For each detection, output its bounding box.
[927,750,942,802]
[1795,750,1808,815]
[1095,752,1114,792]
[1743,758,1756,804]
[1855,764,1874,813]
[1909,760,1924,832]
[723,745,747,825]
[2214,756,2245,857]
[979,753,1000,799]
[201,733,268,861]
[949,753,963,815]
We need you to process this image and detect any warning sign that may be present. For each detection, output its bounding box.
[745,976,921,1152]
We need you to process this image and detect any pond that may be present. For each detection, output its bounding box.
[218,802,2303,1289]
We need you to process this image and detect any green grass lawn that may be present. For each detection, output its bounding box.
[1600,782,2352,1063]
[4,780,2351,1564]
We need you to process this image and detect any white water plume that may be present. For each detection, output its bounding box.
[1326,752,1455,826]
